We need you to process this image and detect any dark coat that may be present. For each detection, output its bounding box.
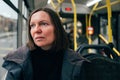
[2,45,88,80]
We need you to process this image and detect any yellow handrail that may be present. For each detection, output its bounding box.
[106,0,112,43]
[71,0,77,50]
[50,0,64,17]
[50,0,56,9]
[88,3,99,45]
[86,14,88,38]
[56,0,64,10]
[99,34,120,56]
[95,0,120,11]
[50,0,64,11]
[89,2,99,27]
[57,0,64,3]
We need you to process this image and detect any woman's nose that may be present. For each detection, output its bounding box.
[35,25,42,33]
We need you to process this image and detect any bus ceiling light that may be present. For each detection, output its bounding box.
[47,0,51,4]
[86,0,102,7]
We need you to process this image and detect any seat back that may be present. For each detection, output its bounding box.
[77,44,120,80]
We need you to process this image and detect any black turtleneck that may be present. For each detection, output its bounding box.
[30,48,64,80]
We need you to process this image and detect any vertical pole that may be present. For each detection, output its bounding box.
[71,0,77,50]
[118,15,120,52]
[106,0,112,42]
[17,0,23,48]
[88,3,98,45]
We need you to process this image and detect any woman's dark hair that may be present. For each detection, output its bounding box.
[27,7,69,52]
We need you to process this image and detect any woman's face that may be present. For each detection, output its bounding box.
[30,11,55,50]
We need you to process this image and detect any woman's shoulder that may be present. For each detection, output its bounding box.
[3,45,30,64]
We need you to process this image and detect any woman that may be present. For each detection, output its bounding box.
[2,8,88,80]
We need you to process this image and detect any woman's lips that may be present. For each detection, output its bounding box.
[35,37,45,41]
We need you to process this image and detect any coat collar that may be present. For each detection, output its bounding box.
[3,45,29,64]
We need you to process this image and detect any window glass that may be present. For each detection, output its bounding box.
[0,0,17,54]
[22,1,28,18]
[10,0,18,8]
[0,0,18,79]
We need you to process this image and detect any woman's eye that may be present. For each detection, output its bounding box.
[30,22,49,28]
[40,23,48,26]
[30,24,35,28]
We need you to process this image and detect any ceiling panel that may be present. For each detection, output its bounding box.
[26,0,120,13]
[34,0,48,8]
